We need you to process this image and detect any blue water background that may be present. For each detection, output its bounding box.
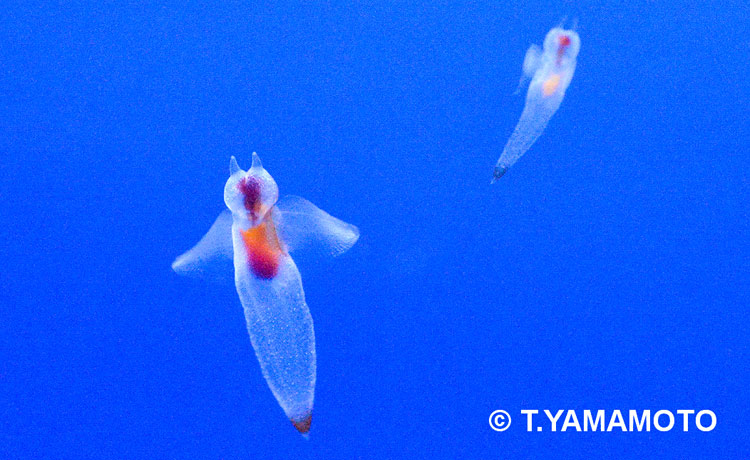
[1,0,748,458]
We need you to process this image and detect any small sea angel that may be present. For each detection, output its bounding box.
[492,26,580,182]
[172,153,359,436]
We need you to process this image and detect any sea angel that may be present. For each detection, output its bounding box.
[492,26,580,182]
[172,153,359,436]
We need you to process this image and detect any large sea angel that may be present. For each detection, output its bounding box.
[492,26,580,182]
[172,153,359,436]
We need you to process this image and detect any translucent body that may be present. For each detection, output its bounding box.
[492,27,580,181]
[172,153,359,435]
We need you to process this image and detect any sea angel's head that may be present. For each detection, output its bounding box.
[224,153,279,224]
[543,28,580,61]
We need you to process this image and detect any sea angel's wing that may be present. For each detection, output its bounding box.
[171,210,234,283]
[274,195,360,257]
[522,44,543,78]
[514,44,543,95]
[231,222,315,435]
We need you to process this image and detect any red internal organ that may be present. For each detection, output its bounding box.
[238,177,261,212]
[556,35,571,64]
[249,246,279,279]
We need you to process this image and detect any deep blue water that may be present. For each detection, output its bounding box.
[1,0,748,458]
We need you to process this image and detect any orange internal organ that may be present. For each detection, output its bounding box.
[542,74,561,96]
[241,219,284,279]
